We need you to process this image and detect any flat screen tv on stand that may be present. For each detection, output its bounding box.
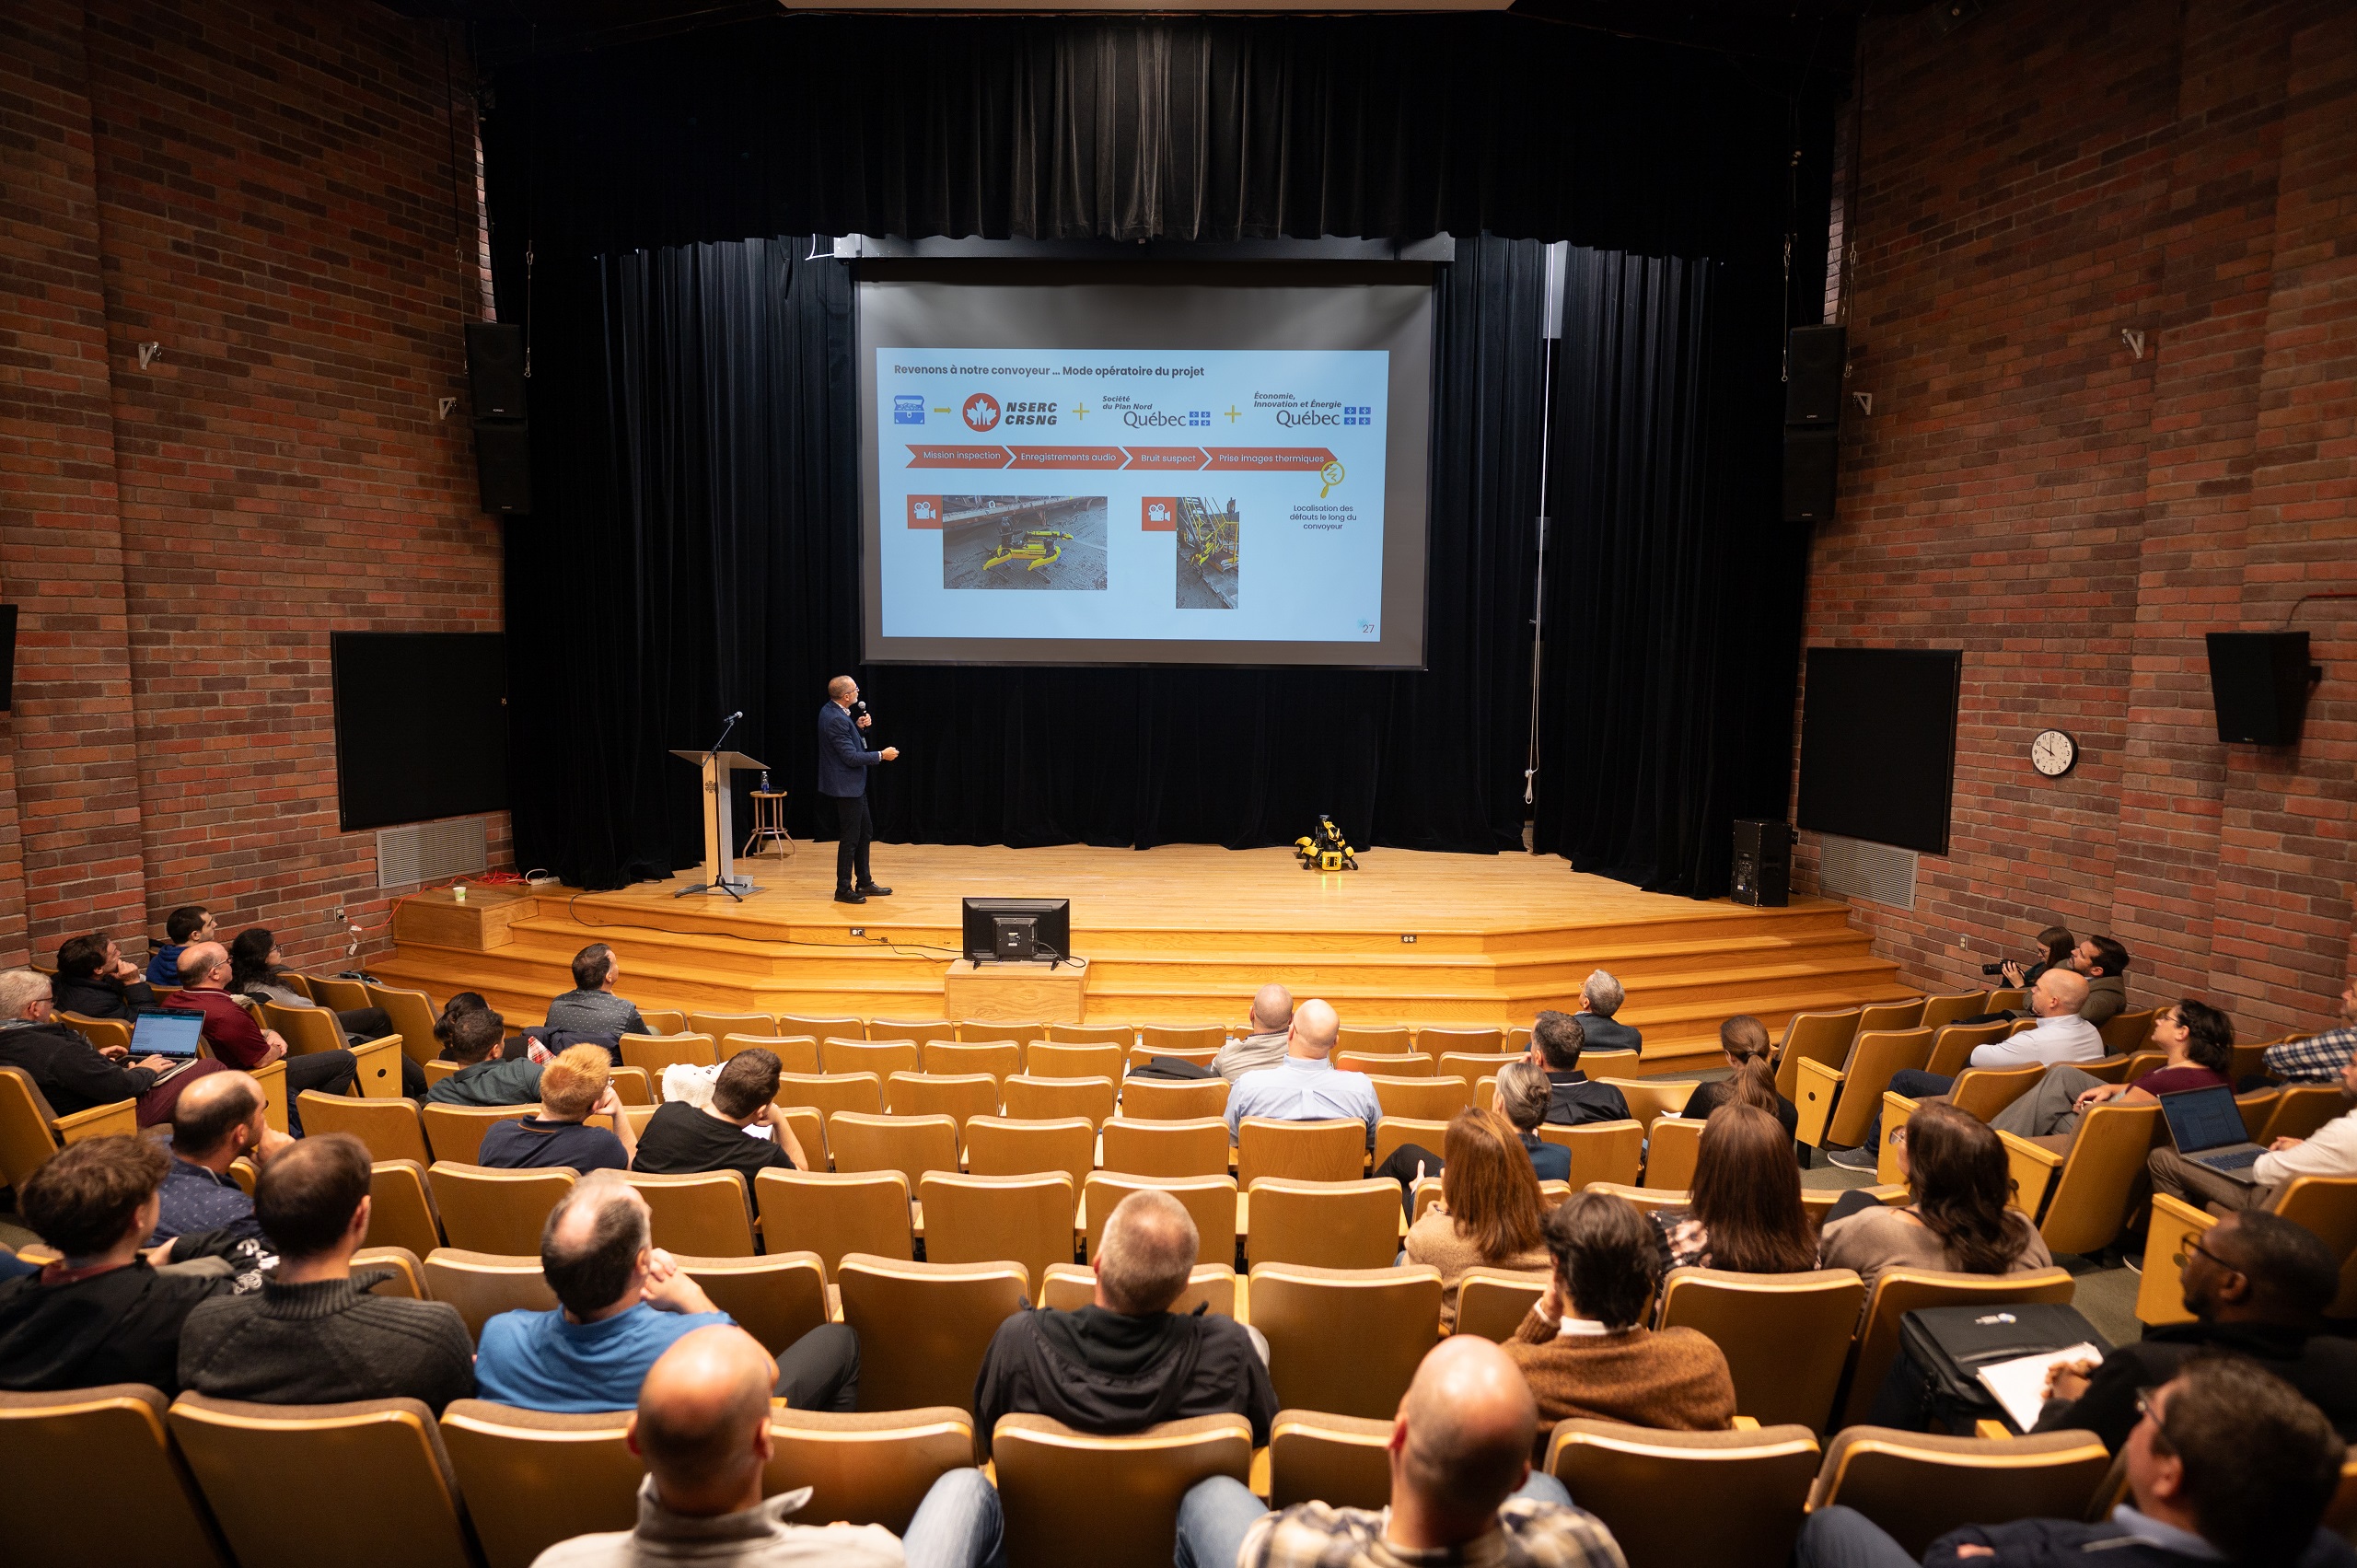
[962,898,1073,968]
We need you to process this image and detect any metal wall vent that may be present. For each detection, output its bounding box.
[377,816,489,889]
[1817,834,1919,911]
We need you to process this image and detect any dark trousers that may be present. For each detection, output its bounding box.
[774,1322,860,1411]
[284,1049,357,1135]
[1374,1143,1445,1219]
[1855,1068,1955,1155]
[829,792,875,891]
[333,1006,426,1098]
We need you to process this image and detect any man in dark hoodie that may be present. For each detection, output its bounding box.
[971,1188,1275,1456]
[0,1134,235,1392]
[2032,1208,2357,1450]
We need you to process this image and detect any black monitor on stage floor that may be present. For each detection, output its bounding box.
[962,897,1072,965]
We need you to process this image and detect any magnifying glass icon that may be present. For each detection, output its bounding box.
[1318,459,1345,498]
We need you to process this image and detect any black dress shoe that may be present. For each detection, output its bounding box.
[856,884,893,898]
[833,889,866,904]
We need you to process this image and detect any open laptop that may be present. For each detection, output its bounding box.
[2159,1084,2269,1181]
[130,1011,206,1061]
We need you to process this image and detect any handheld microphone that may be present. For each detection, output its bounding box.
[852,700,870,720]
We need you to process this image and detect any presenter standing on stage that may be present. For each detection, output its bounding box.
[819,676,899,905]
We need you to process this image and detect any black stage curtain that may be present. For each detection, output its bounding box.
[484,14,1840,892]
[504,236,1548,888]
[485,14,1832,260]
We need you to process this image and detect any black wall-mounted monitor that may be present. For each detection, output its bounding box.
[331,631,509,831]
[1795,646,1962,856]
[961,897,1073,964]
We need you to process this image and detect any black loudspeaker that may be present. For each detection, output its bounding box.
[1782,426,1839,522]
[1785,325,1848,424]
[0,603,17,712]
[1730,819,1793,907]
[465,322,528,419]
[471,420,533,515]
[2206,631,2315,744]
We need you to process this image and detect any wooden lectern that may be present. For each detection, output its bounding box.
[671,749,768,899]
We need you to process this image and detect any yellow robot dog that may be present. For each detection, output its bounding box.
[1293,814,1359,871]
[983,528,1073,572]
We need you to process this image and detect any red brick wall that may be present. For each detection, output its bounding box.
[0,0,508,975]
[1797,0,2357,1039]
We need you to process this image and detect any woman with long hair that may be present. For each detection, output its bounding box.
[1678,1015,1801,1156]
[1653,1103,1818,1278]
[1818,1100,2052,1307]
[224,925,422,1098]
[1402,1107,1552,1330]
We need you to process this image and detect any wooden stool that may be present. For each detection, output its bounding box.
[742,791,795,859]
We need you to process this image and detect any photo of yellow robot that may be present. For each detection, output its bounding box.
[1174,496,1239,610]
[939,495,1109,591]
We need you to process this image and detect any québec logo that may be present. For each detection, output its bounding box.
[962,393,1001,432]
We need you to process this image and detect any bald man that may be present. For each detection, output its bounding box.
[166,940,357,1131]
[817,675,898,905]
[1174,1337,1624,1568]
[1831,966,2107,1170]
[1210,984,1296,1083]
[531,1325,1004,1568]
[151,1070,288,1259]
[972,1190,1275,1455]
[1223,998,1383,1148]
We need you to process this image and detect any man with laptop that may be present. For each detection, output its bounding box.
[0,968,225,1127]
[2149,1053,2357,1215]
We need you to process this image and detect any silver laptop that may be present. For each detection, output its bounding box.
[130,1011,206,1060]
[2159,1084,2268,1181]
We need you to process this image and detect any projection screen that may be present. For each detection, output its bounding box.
[857,261,1434,668]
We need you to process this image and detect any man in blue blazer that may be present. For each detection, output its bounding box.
[818,676,898,904]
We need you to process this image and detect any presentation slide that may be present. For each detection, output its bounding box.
[857,265,1432,668]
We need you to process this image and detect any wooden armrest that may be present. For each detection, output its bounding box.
[1729,1415,1762,1432]
[1974,1420,2012,1440]
[1998,1131,2066,1170]
[1793,1058,1844,1149]
[349,1036,405,1100]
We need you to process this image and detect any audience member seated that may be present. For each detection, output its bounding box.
[532,1324,1001,1568]
[1223,997,1381,1147]
[424,1003,543,1105]
[0,1135,234,1391]
[0,966,224,1128]
[1818,1102,2054,1308]
[973,1189,1275,1453]
[1174,1336,1620,1568]
[1375,1064,1573,1194]
[151,1071,287,1278]
[226,928,412,1095]
[2073,935,2133,1027]
[478,1044,638,1173]
[1831,968,2102,1169]
[544,942,651,1038]
[147,903,216,987]
[2266,972,2357,1085]
[632,1049,809,1179]
[167,941,357,1133]
[1995,997,2234,1140]
[178,1132,475,1411]
[51,931,158,1020]
[1992,923,2077,993]
[1210,983,1295,1082]
[475,1175,859,1413]
[1526,1010,1631,1128]
[2033,1210,2357,1450]
[1502,1191,1736,1448]
[1399,1109,1553,1330]
[1570,969,1642,1052]
[1679,1015,1801,1154]
[2150,1052,2357,1215]
[1652,1102,1818,1286]
[1798,1355,2353,1568]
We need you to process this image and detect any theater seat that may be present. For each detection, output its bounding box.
[423,1248,559,1341]
[828,1111,959,1189]
[1807,1425,2114,1557]
[621,1168,756,1256]
[298,1091,431,1167]
[836,1254,1028,1413]
[1001,1074,1119,1126]
[1536,1118,1643,1188]
[1081,1172,1237,1267]
[1266,1409,1392,1509]
[438,1400,639,1568]
[1656,1267,1864,1433]
[965,1114,1096,1188]
[417,1103,534,1167]
[755,1168,915,1273]
[918,1171,1077,1286]
[428,1162,577,1255]
[992,1412,1252,1568]
[1249,1262,1441,1419]
[1099,1116,1232,1178]
[1548,1419,1821,1568]
[675,1251,829,1356]
[0,1383,230,1567]
[1236,1117,1365,1186]
[1842,1266,2076,1429]
[1039,1261,1237,1318]
[168,1392,475,1568]
[1116,1077,1230,1121]
[1244,1177,1400,1270]
[1452,1266,1550,1342]
[767,1407,981,1531]
[366,1158,446,1258]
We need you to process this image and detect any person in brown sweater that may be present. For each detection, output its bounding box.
[1504,1190,1736,1456]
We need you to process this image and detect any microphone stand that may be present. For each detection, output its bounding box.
[676,711,748,902]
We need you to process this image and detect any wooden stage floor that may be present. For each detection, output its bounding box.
[376,842,1897,1070]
